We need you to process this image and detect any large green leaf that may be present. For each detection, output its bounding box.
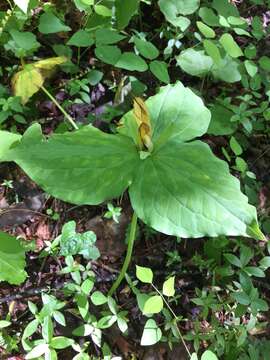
[0,131,21,160]
[119,82,211,150]
[207,104,237,135]
[38,13,71,34]
[3,124,139,205]
[115,53,148,72]
[128,140,261,239]
[115,0,140,30]
[159,0,200,27]
[0,231,27,285]
[176,49,213,77]
[212,56,241,83]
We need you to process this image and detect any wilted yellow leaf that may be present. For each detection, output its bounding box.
[133,97,153,151]
[12,56,68,104]
[12,65,44,105]
[33,56,68,70]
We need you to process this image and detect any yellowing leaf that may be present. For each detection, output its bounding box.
[162,276,175,297]
[12,65,44,105]
[33,56,68,70]
[12,57,68,104]
[133,97,153,151]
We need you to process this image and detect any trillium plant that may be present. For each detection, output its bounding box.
[1,82,264,294]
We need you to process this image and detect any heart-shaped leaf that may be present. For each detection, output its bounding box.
[159,0,200,27]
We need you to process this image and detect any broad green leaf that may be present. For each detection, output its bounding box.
[244,60,258,77]
[199,7,219,27]
[50,336,74,349]
[219,34,243,58]
[95,45,121,65]
[159,0,200,27]
[191,354,199,360]
[0,231,27,285]
[224,253,242,268]
[74,0,94,11]
[94,5,112,17]
[136,265,153,283]
[129,139,262,239]
[14,0,29,13]
[259,256,270,270]
[212,56,241,83]
[244,266,265,278]
[2,124,139,205]
[67,30,95,47]
[9,30,40,52]
[120,82,211,150]
[88,70,103,85]
[39,13,71,34]
[149,60,170,83]
[91,291,107,306]
[162,276,175,297]
[134,37,159,60]
[233,291,250,305]
[228,16,247,26]
[143,295,163,314]
[177,49,213,77]
[201,350,219,360]
[203,40,221,64]
[234,28,251,37]
[73,324,94,336]
[0,131,21,160]
[212,0,239,17]
[95,29,126,45]
[23,319,39,339]
[207,104,236,135]
[259,56,270,71]
[196,21,215,38]
[115,53,148,72]
[141,319,162,346]
[115,0,140,30]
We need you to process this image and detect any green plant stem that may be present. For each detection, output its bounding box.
[41,85,79,130]
[109,212,138,296]
[151,283,192,358]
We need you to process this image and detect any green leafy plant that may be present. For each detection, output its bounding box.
[0,82,264,294]
[133,265,220,359]
[104,202,122,223]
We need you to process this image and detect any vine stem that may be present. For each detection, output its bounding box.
[41,85,79,130]
[109,212,138,296]
[151,283,192,358]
